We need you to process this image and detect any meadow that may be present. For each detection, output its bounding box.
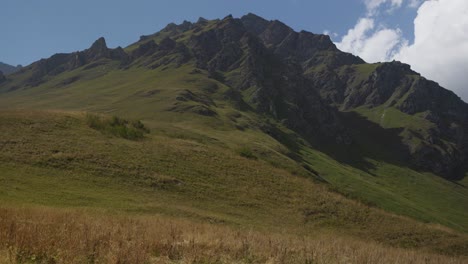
[0,110,467,263]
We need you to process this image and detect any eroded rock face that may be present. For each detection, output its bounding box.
[23,37,130,86]
[84,37,129,62]
[337,62,418,109]
[310,56,468,179]
[85,37,110,60]
[184,16,349,144]
[240,14,364,69]
[132,40,159,58]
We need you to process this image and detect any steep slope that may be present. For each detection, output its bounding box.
[128,15,348,144]
[0,14,467,233]
[309,61,468,179]
[237,14,468,180]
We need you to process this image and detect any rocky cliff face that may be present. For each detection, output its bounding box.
[181,15,348,143]
[311,59,468,178]
[22,37,129,86]
[240,14,364,70]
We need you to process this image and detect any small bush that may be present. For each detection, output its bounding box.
[238,147,257,160]
[85,113,150,140]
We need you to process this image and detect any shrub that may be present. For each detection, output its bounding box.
[238,147,257,160]
[85,113,150,140]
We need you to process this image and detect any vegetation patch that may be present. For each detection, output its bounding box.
[237,146,257,160]
[1,207,467,264]
[85,113,149,140]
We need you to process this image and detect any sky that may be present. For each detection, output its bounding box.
[1,0,467,101]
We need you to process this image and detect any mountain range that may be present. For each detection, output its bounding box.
[1,13,467,180]
[1,12,468,244]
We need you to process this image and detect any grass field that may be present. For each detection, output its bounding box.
[1,206,467,264]
[0,110,467,263]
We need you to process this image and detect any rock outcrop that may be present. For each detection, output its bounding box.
[312,59,468,178]
[22,37,130,86]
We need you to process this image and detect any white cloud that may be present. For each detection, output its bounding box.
[395,0,468,101]
[364,0,404,14]
[323,30,338,39]
[336,18,405,63]
[364,0,422,14]
[336,0,468,101]
[408,0,423,8]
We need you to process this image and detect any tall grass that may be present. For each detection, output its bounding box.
[85,113,149,140]
[0,207,467,264]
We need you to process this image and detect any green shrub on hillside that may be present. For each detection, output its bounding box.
[85,113,149,140]
[238,146,257,160]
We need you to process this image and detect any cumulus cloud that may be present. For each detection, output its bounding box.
[364,0,404,14]
[395,0,468,101]
[408,0,423,8]
[336,0,468,101]
[336,0,421,63]
[336,18,405,62]
[364,0,422,14]
[323,30,338,39]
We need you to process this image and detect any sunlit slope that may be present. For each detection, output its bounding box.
[0,110,468,256]
[0,61,468,233]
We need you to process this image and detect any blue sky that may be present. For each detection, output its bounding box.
[1,0,417,66]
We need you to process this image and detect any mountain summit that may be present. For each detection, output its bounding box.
[0,61,21,75]
[1,14,467,180]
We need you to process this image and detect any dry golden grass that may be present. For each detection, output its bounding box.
[0,206,466,264]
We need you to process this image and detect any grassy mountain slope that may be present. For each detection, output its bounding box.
[1,110,467,259]
[1,52,467,232]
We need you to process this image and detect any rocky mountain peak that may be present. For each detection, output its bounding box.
[240,13,269,35]
[89,37,108,52]
[180,20,193,30]
[260,20,293,47]
[86,37,110,60]
[222,14,234,21]
[197,17,208,24]
[162,20,194,34]
[162,23,178,32]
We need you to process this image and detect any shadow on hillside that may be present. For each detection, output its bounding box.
[451,165,468,182]
[310,111,411,176]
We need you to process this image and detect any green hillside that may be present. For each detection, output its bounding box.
[1,110,468,257]
[1,58,467,232]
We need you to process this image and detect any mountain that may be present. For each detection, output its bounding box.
[2,14,467,180]
[0,61,21,75]
[1,13,468,236]
[239,13,468,179]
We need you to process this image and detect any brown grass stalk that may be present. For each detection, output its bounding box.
[0,206,466,264]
